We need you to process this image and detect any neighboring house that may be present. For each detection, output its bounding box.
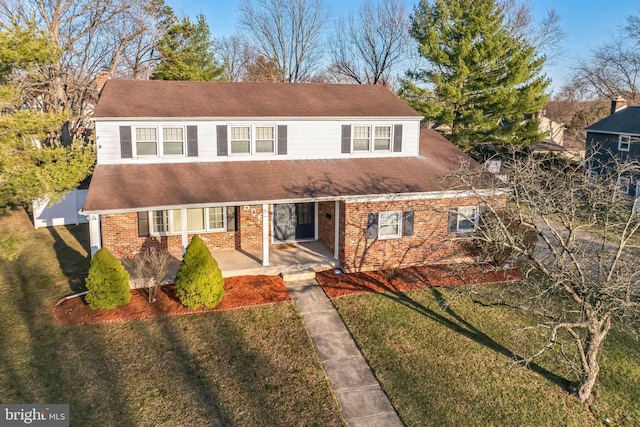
[585,96,640,196]
[82,80,498,273]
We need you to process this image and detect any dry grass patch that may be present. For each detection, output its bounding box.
[333,287,640,425]
[0,209,344,426]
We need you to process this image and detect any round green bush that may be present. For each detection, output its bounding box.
[175,235,225,309]
[85,247,131,310]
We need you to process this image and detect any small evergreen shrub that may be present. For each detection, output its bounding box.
[85,247,131,310]
[175,235,225,309]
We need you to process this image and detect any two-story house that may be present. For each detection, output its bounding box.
[82,80,498,273]
[585,96,640,196]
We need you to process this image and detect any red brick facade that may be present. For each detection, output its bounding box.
[102,204,265,258]
[339,196,498,272]
[100,195,502,270]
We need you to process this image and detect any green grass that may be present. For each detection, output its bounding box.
[333,287,640,426]
[0,209,344,426]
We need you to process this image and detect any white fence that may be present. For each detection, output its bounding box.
[32,189,88,229]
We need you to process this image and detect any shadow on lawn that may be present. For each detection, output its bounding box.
[363,275,572,392]
[48,225,90,293]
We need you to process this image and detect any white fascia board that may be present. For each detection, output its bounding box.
[92,116,423,122]
[587,130,640,137]
[80,188,506,216]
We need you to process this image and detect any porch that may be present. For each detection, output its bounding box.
[165,241,339,281]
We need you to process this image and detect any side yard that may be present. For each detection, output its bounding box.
[331,288,640,425]
[0,209,344,426]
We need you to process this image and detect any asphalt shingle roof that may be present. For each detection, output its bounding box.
[93,80,422,119]
[585,106,640,135]
[83,129,484,213]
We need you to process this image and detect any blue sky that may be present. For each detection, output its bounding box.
[167,0,640,93]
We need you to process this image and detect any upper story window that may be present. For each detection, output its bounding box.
[134,126,187,157]
[136,127,158,156]
[255,126,275,153]
[619,135,640,152]
[163,127,184,155]
[230,126,251,154]
[229,125,276,155]
[617,177,630,194]
[352,125,392,152]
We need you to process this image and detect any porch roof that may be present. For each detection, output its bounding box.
[83,129,487,214]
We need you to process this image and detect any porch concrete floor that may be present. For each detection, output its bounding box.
[162,241,339,280]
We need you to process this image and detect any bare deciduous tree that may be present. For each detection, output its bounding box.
[238,0,329,83]
[130,247,171,303]
[452,153,640,403]
[569,12,640,104]
[329,0,412,86]
[0,0,162,140]
[217,35,253,81]
[499,0,565,63]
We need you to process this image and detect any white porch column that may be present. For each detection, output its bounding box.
[181,208,188,255]
[262,204,270,266]
[87,214,101,256]
[334,201,340,261]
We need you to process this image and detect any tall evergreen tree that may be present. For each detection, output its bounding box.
[151,9,224,81]
[0,23,94,210]
[402,0,550,151]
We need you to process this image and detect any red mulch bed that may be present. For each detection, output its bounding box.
[316,264,524,299]
[53,265,523,326]
[53,275,290,326]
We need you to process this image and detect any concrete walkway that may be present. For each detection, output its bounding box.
[285,280,403,427]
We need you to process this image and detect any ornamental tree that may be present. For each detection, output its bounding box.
[175,235,225,309]
[402,0,549,151]
[85,247,131,310]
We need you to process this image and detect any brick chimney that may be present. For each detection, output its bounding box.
[611,95,627,115]
[95,70,112,95]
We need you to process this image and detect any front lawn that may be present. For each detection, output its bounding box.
[0,209,344,426]
[333,288,640,426]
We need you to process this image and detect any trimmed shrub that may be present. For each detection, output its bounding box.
[175,235,225,309]
[85,247,131,310]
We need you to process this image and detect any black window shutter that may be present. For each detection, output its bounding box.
[341,125,351,153]
[226,206,236,231]
[120,126,132,158]
[448,210,458,233]
[137,212,149,237]
[393,124,403,152]
[367,213,379,239]
[217,125,228,156]
[402,210,414,236]
[187,125,198,157]
[277,125,287,155]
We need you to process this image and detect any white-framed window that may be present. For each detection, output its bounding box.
[587,170,598,181]
[255,126,275,154]
[150,207,227,235]
[352,125,393,152]
[230,126,251,154]
[619,135,640,152]
[353,125,371,151]
[374,125,392,151]
[229,125,276,155]
[617,177,631,194]
[449,206,479,233]
[208,207,225,230]
[162,127,184,155]
[134,125,187,157]
[151,210,169,233]
[135,127,158,156]
[378,211,402,239]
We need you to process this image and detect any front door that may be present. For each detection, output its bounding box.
[274,203,315,242]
